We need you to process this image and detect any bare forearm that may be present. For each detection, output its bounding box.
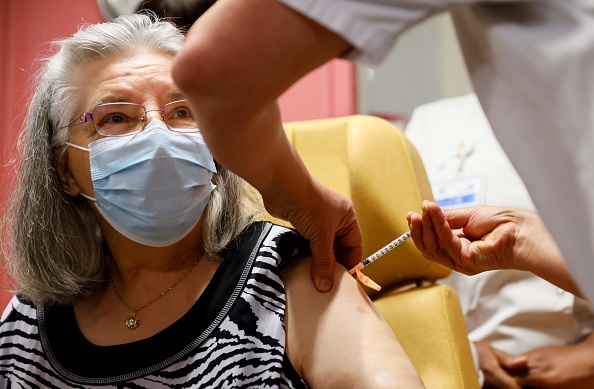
[172,0,349,197]
[516,210,584,297]
[180,96,310,202]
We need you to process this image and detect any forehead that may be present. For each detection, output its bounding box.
[74,51,178,109]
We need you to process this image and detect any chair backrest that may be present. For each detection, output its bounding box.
[282,115,479,389]
[283,115,450,296]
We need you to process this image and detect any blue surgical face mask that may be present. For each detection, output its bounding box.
[65,120,216,247]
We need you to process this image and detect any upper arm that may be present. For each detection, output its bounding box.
[281,257,424,389]
[172,0,350,109]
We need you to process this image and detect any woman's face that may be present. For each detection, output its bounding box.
[59,51,181,199]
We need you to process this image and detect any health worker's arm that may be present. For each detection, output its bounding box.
[515,331,594,388]
[473,341,527,389]
[407,201,583,298]
[172,0,361,293]
[281,256,425,389]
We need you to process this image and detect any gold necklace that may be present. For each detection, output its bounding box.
[110,260,199,330]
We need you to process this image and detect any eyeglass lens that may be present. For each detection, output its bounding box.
[92,100,198,136]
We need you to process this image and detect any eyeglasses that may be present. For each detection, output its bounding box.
[61,99,198,136]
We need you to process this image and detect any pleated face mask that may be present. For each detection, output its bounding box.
[66,120,216,247]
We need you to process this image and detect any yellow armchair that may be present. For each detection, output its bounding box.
[282,115,479,389]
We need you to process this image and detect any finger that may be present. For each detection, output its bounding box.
[421,201,441,254]
[440,206,472,230]
[452,228,466,238]
[413,209,452,267]
[333,216,363,268]
[408,211,426,252]
[425,202,457,244]
[498,354,528,371]
[443,205,503,238]
[410,209,455,268]
[426,202,466,265]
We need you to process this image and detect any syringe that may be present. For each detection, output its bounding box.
[348,230,411,291]
[362,230,411,269]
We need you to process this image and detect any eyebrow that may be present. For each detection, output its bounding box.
[93,96,132,106]
[92,91,186,107]
[167,90,186,101]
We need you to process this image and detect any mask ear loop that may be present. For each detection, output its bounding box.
[80,193,96,202]
[64,142,90,152]
[63,142,96,201]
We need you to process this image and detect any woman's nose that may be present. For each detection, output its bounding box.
[144,110,165,124]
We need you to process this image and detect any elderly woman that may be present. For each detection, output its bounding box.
[0,14,423,388]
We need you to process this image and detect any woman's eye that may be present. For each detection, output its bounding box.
[103,113,130,123]
[172,107,193,119]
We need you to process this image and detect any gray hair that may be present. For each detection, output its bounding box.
[1,13,261,305]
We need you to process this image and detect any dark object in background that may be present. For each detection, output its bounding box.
[137,0,217,30]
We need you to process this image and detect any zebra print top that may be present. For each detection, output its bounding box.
[0,222,310,388]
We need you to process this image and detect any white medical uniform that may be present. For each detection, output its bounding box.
[278,0,594,302]
[406,94,594,362]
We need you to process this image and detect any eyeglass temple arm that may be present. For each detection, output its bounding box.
[65,112,93,128]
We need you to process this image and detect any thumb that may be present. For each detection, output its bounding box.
[497,352,528,371]
[309,236,336,293]
[309,227,335,293]
[308,203,362,293]
[441,206,472,230]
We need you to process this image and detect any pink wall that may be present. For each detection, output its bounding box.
[0,0,356,310]
[0,0,107,311]
[279,59,356,122]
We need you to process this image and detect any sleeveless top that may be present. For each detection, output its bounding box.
[0,222,310,388]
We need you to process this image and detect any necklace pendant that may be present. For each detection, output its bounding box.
[125,311,139,330]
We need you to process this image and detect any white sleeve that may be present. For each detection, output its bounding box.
[277,0,533,66]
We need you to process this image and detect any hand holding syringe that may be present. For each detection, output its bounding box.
[348,230,411,291]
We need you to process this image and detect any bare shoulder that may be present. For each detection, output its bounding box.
[281,257,425,389]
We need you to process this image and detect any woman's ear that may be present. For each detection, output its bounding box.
[55,151,81,197]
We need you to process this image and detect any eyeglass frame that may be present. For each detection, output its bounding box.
[60,99,199,137]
